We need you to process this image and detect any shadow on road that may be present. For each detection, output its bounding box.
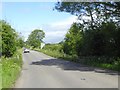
[31,58,119,76]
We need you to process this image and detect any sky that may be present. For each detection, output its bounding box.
[1,2,78,43]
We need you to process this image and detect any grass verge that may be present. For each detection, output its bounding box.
[1,49,23,88]
[78,56,120,71]
[33,47,120,72]
[33,48,78,61]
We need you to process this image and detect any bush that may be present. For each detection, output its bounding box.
[43,44,63,52]
[1,20,17,57]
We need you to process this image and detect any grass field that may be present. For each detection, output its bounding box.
[1,49,23,88]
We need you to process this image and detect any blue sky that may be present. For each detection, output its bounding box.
[1,2,78,43]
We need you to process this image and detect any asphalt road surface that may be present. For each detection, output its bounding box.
[15,50,119,88]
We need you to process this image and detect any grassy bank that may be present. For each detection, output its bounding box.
[33,44,78,62]
[78,56,120,71]
[1,49,23,88]
[32,44,120,72]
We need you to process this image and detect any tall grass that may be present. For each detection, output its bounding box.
[1,49,23,88]
[0,60,2,89]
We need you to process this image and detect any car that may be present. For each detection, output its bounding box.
[24,48,30,53]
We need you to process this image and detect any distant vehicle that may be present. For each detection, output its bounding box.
[24,48,30,53]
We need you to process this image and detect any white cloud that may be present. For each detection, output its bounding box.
[50,15,78,28]
[42,15,78,43]
[21,15,78,43]
[45,31,66,37]
[23,32,31,41]
[43,30,67,43]
[19,26,43,41]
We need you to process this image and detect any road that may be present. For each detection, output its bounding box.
[15,50,118,88]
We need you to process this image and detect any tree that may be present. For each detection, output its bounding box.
[63,23,83,55]
[1,20,17,57]
[55,2,96,29]
[27,29,45,48]
[0,21,2,56]
[16,32,25,48]
[55,1,120,58]
[55,1,120,28]
[80,21,120,58]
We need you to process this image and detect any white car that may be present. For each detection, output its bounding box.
[24,48,30,53]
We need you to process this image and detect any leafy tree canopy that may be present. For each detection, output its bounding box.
[55,1,120,29]
[1,20,17,57]
[27,29,45,48]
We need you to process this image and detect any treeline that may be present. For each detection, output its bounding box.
[54,2,120,62]
[0,20,24,88]
[26,29,45,48]
[63,22,120,58]
[0,20,24,57]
